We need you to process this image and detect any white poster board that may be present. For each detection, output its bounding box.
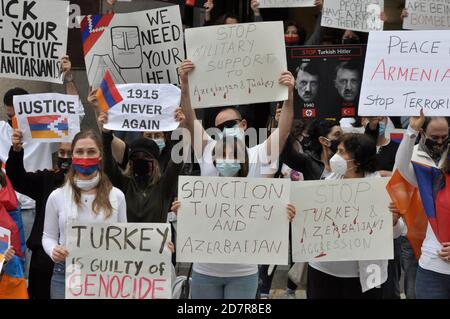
[358,31,450,116]
[185,21,288,108]
[259,0,315,8]
[13,93,82,143]
[0,227,11,273]
[291,178,393,262]
[66,223,172,299]
[80,5,184,89]
[177,176,290,265]
[321,0,384,33]
[403,0,450,30]
[0,0,69,83]
[103,83,181,132]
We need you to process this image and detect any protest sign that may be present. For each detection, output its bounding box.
[321,0,384,33]
[103,83,181,132]
[358,31,450,116]
[291,178,393,262]
[66,223,172,299]
[176,176,290,265]
[185,22,288,108]
[80,5,184,88]
[403,0,450,30]
[13,93,81,143]
[288,45,366,119]
[259,0,315,8]
[0,227,11,273]
[0,0,69,83]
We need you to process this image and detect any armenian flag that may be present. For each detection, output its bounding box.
[27,115,69,139]
[96,70,123,112]
[80,13,114,55]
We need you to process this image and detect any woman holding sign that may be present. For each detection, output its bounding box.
[42,130,127,299]
[302,133,403,299]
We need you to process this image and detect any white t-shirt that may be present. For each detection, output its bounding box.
[0,121,56,209]
[193,139,278,278]
[42,187,127,261]
[420,224,450,275]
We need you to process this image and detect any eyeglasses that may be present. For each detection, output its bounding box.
[215,119,241,131]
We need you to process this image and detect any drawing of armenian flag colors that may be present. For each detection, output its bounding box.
[27,115,69,139]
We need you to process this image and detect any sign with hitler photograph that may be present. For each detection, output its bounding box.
[287,45,366,119]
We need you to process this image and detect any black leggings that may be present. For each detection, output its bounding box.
[306,265,382,299]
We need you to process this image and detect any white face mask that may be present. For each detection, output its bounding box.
[329,153,354,175]
[75,173,100,191]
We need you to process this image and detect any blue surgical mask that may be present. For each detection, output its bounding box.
[378,122,386,137]
[154,138,166,151]
[215,160,241,177]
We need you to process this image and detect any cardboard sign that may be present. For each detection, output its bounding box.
[321,0,384,33]
[185,22,288,108]
[80,6,184,88]
[291,178,393,262]
[358,31,450,116]
[403,0,450,30]
[288,45,366,119]
[177,176,290,265]
[13,93,82,143]
[0,0,69,83]
[259,0,315,8]
[66,223,172,299]
[104,83,181,132]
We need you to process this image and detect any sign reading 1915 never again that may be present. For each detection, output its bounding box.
[0,0,69,83]
[358,30,450,116]
[176,176,290,265]
[185,21,288,108]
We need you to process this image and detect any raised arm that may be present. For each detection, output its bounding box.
[179,60,209,159]
[266,71,294,160]
[305,2,324,46]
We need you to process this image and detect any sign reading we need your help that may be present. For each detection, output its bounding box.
[0,0,69,83]
[13,93,81,143]
[322,0,384,33]
[359,31,450,116]
[185,22,288,108]
[403,0,450,30]
[80,5,184,89]
[66,223,172,299]
[258,0,315,8]
[104,84,181,132]
[291,178,393,262]
[176,176,290,265]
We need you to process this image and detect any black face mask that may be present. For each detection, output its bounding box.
[7,119,12,126]
[329,139,340,154]
[57,157,72,171]
[421,136,448,160]
[132,159,152,176]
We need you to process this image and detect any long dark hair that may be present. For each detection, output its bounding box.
[307,119,340,157]
[338,133,377,174]
[65,130,113,218]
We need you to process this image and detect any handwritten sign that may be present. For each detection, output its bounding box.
[66,223,172,299]
[80,6,184,88]
[403,0,450,30]
[288,45,366,119]
[0,0,69,83]
[358,31,450,116]
[321,0,384,33]
[0,227,11,273]
[291,178,393,262]
[259,0,315,8]
[104,83,181,132]
[176,176,290,265]
[185,22,288,108]
[13,93,82,143]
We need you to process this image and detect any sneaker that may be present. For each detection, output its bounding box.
[278,289,296,299]
[260,293,271,299]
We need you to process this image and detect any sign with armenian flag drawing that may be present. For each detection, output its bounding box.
[79,6,184,89]
[13,93,82,143]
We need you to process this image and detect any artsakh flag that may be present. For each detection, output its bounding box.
[96,70,123,112]
[80,13,114,55]
[27,115,69,139]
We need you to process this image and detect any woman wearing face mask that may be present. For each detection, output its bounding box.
[42,130,127,299]
[303,133,402,299]
[284,21,305,46]
[6,130,73,299]
[392,111,450,299]
[170,136,296,299]
[281,119,342,181]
